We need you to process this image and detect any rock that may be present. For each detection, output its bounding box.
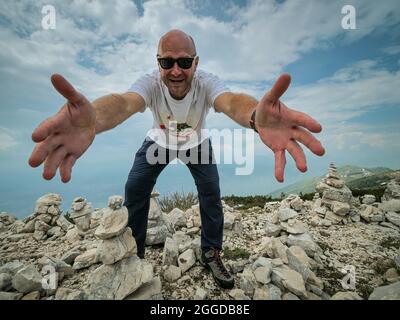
[287,233,321,258]
[228,288,250,300]
[162,237,179,266]
[271,265,307,299]
[286,246,312,281]
[281,219,307,234]
[228,259,248,274]
[73,248,99,270]
[22,291,41,300]
[55,287,85,300]
[379,200,400,213]
[148,198,162,220]
[65,227,81,243]
[290,196,303,211]
[266,284,282,300]
[61,250,81,265]
[253,287,272,300]
[253,266,272,284]
[35,193,62,208]
[239,266,257,297]
[172,231,191,250]
[0,273,12,291]
[0,292,23,300]
[146,225,168,245]
[282,292,300,300]
[193,287,208,300]
[37,256,74,276]
[331,201,350,216]
[94,206,128,240]
[385,212,400,227]
[56,215,73,232]
[125,276,162,300]
[278,208,299,222]
[224,212,236,230]
[97,227,137,265]
[86,256,153,300]
[178,249,196,273]
[163,265,182,282]
[33,230,47,241]
[362,195,376,205]
[382,179,400,201]
[108,195,123,210]
[0,261,24,275]
[369,281,400,300]
[394,250,400,271]
[0,212,17,225]
[12,264,43,293]
[168,208,187,229]
[384,268,400,283]
[330,291,362,300]
[264,222,281,237]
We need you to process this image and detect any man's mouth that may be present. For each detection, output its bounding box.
[169,79,184,84]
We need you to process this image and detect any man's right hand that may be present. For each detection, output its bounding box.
[28,74,96,183]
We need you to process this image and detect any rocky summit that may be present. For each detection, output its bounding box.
[0,165,399,300]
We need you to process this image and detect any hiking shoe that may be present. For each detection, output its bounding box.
[200,247,234,289]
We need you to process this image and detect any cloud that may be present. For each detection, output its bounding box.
[284,59,400,123]
[0,127,18,151]
[382,45,400,55]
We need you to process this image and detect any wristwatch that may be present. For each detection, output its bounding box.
[250,109,258,133]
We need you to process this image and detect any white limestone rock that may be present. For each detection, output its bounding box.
[12,264,43,293]
[178,249,196,273]
[97,227,137,265]
[94,206,128,240]
[86,256,154,300]
[162,237,179,266]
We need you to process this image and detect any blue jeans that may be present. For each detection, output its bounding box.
[123,138,224,258]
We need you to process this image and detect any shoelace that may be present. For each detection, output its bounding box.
[212,249,231,279]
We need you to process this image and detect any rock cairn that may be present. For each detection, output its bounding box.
[85,195,160,300]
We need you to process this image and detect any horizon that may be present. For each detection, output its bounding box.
[1,1,399,219]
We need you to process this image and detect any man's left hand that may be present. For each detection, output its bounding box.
[255,73,325,182]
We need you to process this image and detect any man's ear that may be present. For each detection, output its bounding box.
[194,56,199,71]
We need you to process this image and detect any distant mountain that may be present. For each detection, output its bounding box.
[269,165,398,197]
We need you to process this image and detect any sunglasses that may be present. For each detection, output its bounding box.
[157,56,197,70]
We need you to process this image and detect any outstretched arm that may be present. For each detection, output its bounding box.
[214,74,325,182]
[28,74,145,182]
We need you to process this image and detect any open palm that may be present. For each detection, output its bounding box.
[28,74,96,182]
[255,74,325,182]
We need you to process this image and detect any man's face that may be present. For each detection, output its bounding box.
[158,49,198,100]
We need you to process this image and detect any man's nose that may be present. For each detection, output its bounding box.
[170,62,182,77]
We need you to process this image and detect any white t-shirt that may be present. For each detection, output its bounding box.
[128,69,230,150]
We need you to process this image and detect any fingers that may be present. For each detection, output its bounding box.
[59,154,76,183]
[262,73,291,103]
[28,134,63,167]
[286,140,307,172]
[274,150,286,182]
[31,114,64,143]
[288,109,322,133]
[292,127,325,156]
[51,74,83,104]
[43,146,68,180]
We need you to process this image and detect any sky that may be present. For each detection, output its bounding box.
[0,0,399,218]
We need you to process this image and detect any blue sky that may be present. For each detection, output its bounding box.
[0,0,399,218]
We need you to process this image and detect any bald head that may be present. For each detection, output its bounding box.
[157,29,197,57]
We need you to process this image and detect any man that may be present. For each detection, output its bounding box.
[28,29,325,289]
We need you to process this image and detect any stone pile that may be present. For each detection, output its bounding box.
[84,195,160,300]
[146,190,173,246]
[314,163,355,224]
